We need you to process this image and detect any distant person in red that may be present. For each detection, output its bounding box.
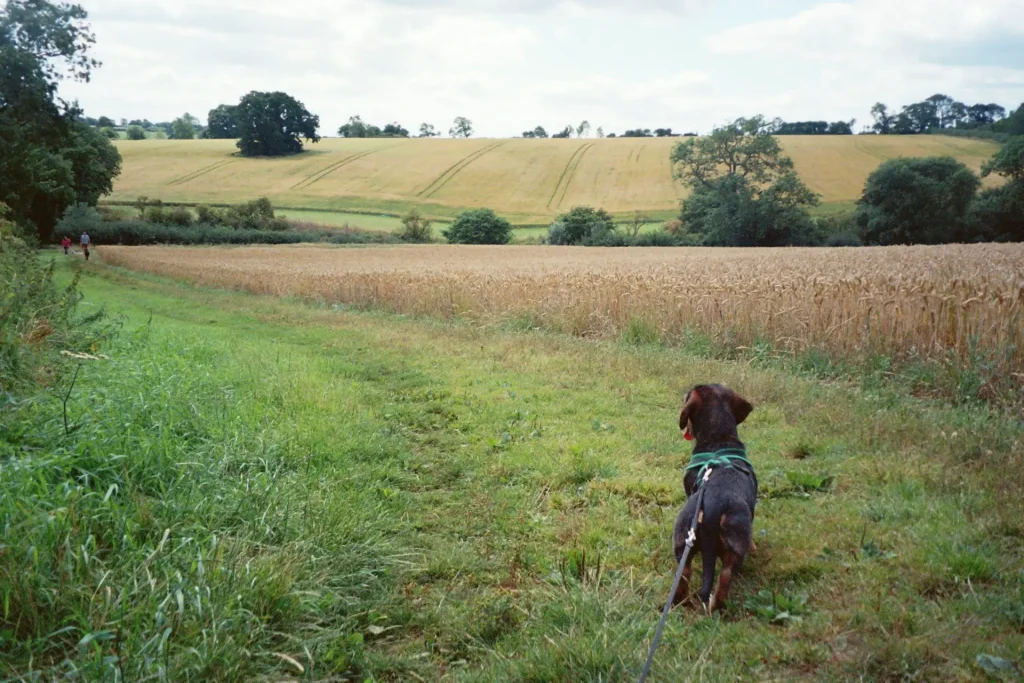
[61,236,71,255]
[80,231,90,261]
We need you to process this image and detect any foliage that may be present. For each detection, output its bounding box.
[966,185,1024,242]
[169,112,199,139]
[236,90,320,157]
[548,206,616,245]
[982,136,1024,182]
[56,202,102,235]
[338,115,381,138]
[397,207,433,242]
[205,103,238,138]
[0,0,121,242]
[125,124,145,140]
[382,122,408,137]
[0,204,106,391]
[873,95,1013,135]
[993,102,1024,136]
[56,218,397,246]
[855,156,979,245]
[672,116,819,246]
[576,120,590,138]
[744,589,810,625]
[622,128,653,137]
[443,208,510,244]
[449,116,473,138]
[775,120,855,135]
[418,122,438,137]
[522,126,548,138]
[100,126,118,138]
[551,125,572,139]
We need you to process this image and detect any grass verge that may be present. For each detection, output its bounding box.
[2,260,1022,681]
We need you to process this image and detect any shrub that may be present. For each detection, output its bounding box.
[56,203,103,238]
[553,206,616,245]
[1,204,108,391]
[663,219,683,235]
[815,211,860,246]
[824,231,862,247]
[966,184,1024,242]
[195,205,224,225]
[166,206,194,226]
[126,125,146,140]
[398,208,433,242]
[143,205,167,224]
[855,156,979,245]
[225,197,277,230]
[100,127,119,139]
[84,220,399,246]
[444,208,512,245]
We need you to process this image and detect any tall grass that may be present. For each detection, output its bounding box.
[0,327,399,680]
[100,243,1024,404]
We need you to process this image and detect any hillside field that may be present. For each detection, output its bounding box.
[108,135,1001,226]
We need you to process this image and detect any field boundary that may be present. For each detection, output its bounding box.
[548,142,594,209]
[168,159,237,186]
[417,141,507,198]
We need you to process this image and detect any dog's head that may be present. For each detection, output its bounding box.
[679,384,752,443]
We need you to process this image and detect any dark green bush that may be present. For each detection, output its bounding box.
[56,203,103,238]
[444,208,511,244]
[397,208,433,242]
[966,184,1024,242]
[855,156,979,245]
[166,206,194,226]
[549,206,616,245]
[79,220,397,246]
[824,231,862,247]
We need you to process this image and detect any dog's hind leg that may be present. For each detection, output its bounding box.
[709,549,741,612]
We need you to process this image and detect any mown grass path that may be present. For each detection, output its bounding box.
[4,260,1021,681]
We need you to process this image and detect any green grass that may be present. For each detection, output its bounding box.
[3,259,1022,681]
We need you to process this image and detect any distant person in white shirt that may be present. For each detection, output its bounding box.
[80,232,90,261]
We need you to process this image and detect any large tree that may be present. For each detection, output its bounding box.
[970,137,1024,242]
[449,116,473,138]
[418,122,438,137]
[856,156,979,244]
[0,0,121,241]
[870,102,893,134]
[169,112,199,139]
[235,91,320,156]
[671,115,819,246]
[206,104,238,138]
[337,115,380,138]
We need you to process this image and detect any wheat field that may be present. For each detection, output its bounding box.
[100,243,1024,390]
[109,136,1000,224]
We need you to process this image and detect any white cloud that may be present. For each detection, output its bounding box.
[58,0,1024,136]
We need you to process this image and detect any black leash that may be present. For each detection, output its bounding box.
[636,476,708,683]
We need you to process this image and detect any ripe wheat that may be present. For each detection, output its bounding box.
[101,244,1024,385]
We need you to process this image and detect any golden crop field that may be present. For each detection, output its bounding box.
[100,243,1024,386]
[110,136,1000,224]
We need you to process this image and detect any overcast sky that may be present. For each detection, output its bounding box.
[59,0,1024,137]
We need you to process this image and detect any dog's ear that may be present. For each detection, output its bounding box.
[727,390,753,425]
[679,389,702,431]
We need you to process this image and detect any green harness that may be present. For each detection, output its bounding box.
[685,447,756,489]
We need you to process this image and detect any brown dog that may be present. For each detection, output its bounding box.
[672,384,756,612]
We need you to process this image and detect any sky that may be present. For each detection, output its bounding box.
[58,0,1024,137]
